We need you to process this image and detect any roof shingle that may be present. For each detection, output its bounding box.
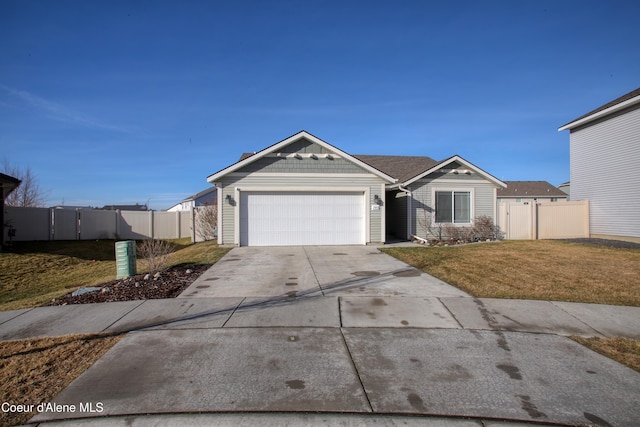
[352,154,439,183]
[498,181,567,198]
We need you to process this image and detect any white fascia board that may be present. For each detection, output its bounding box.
[207,131,396,184]
[403,155,507,188]
[558,95,640,131]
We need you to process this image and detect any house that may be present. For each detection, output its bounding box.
[101,203,148,211]
[558,181,570,197]
[167,187,217,212]
[207,131,506,246]
[1,172,21,247]
[559,87,640,242]
[497,181,568,204]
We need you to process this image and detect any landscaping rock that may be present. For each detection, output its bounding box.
[144,274,152,280]
[48,264,211,306]
[71,287,101,297]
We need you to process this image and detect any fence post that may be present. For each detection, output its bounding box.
[115,210,121,239]
[75,209,79,240]
[584,200,590,238]
[149,210,154,239]
[533,200,540,240]
[191,208,196,243]
[176,211,181,239]
[49,208,54,241]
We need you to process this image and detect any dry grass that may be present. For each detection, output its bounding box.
[0,333,122,427]
[571,337,640,372]
[382,240,640,306]
[0,239,230,311]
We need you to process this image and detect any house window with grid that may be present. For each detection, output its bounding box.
[435,191,471,223]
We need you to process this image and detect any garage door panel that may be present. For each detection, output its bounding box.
[240,192,365,246]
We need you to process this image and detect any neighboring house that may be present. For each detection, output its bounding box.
[1,172,21,247]
[559,87,640,242]
[558,181,570,197]
[101,203,148,211]
[497,181,568,204]
[52,205,95,210]
[167,187,217,212]
[207,130,506,246]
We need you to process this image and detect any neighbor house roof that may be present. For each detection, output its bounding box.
[497,181,567,198]
[101,203,149,211]
[559,87,640,131]
[0,172,21,198]
[181,187,216,203]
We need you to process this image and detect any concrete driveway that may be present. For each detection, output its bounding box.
[178,246,469,299]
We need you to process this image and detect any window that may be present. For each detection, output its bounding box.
[435,191,471,223]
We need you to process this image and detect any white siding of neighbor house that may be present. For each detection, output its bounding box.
[217,174,386,245]
[408,176,498,239]
[570,105,640,238]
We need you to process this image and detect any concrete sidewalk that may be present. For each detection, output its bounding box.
[1,295,638,341]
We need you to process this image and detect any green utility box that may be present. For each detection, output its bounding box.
[115,240,137,279]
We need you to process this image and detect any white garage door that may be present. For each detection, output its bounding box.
[240,191,365,246]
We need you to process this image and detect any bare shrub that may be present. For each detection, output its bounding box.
[457,226,474,242]
[472,215,504,241]
[195,204,217,242]
[442,223,458,241]
[138,239,173,273]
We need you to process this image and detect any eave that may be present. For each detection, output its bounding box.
[558,92,640,131]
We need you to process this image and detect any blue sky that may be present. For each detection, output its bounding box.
[1,0,638,210]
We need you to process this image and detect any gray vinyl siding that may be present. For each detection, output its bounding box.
[278,139,331,154]
[570,105,640,238]
[408,176,497,239]
[217,174,386,245]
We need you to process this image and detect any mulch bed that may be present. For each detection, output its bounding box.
[48,264,212,306]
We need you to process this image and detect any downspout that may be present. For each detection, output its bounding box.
[398,185,412,240]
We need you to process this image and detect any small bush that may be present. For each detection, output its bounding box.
[472,215,504,241]
[138,239,173,273]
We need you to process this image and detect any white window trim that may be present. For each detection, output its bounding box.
[431,187,475,225]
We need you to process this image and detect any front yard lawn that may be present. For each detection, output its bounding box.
[381,240,640,306]
[0,333,122,427]
[0,239,230,311]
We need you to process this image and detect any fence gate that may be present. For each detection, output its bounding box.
[498,203,535,240]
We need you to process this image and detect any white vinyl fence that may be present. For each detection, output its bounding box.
[3,207,199,242]
[497,200,590,240]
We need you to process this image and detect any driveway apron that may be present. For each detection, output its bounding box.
[179,246,469,298]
